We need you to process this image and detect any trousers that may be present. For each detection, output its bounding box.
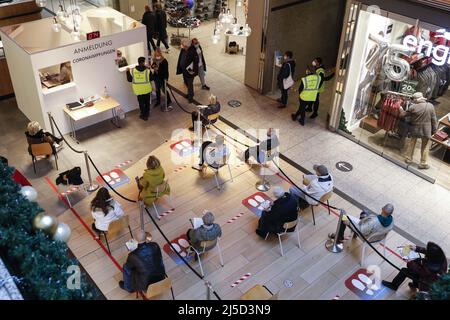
[137,93,151,118]
[405,137,431,165]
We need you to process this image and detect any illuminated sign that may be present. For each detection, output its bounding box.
[403,34,450,66]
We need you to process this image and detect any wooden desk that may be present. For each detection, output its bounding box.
[431,113,450,150]
[64,97,121,143]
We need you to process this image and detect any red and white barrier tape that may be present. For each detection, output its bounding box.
[173,164,189,173]
[230,273,252,288]
[60,186,80,196]
[160,208,176,218]
[114,160,133,168]
[227,213,244,224]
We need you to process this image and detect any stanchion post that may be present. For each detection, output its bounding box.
[84,151,99,193]
[138,200,145,231]
[162,80,171,112]
[325,209,345,253]
[192,107,204,171]
[47,112,56,138]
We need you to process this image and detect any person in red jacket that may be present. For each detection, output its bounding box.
[1,156,31,186]
[382,242,447,292]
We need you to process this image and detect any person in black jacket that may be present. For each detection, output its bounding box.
[310,57,335,119]
[177,39,199,103]
[142,5,157,54]
[277,51,295,109]
[155,3,170,53]
[243,128,279,163]
[119,230,166,293]
[191,38,210,90]
[152,49,172,109]
[256,186,298,238]
[189,94,221,131]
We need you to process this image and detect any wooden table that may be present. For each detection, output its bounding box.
[64,97,121,143]
[431,113,450,151]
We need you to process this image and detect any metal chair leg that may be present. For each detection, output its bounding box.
[152,202,161,220]
[103,232,111,254]
[227,164,234,182]
[278,234,284,257]
[311,206,316,226]
[296,225,301,249]
[327,200,331,215]
[197,253,205,277]
[217,239,224,267]
[128,225,134,238]
[32,157,36,174]
[54,154,58,170]
[360,244,366,266]
[214,171,220,190]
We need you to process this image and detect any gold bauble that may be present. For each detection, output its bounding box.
[33,213,58,235]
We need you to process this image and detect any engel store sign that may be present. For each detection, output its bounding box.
[403,34,450,66]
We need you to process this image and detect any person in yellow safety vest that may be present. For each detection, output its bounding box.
[127,57,153,121]
[309,57,335,119]
[291,65,323,126]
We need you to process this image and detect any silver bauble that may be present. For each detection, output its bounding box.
[52,222,71,243]
[20,186,38,202]
[33,213,58,235]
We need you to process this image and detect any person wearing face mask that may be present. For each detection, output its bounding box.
[277,51,296,108]
[310,57,335,119]
[191,38,210,91]
[177,39,199,103]
[152,49,172,110]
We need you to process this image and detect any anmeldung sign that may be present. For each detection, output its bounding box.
[336,161,353,172]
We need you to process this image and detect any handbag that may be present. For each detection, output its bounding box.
[283,63,294,90]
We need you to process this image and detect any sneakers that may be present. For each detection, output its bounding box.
[167,105,173,110]
[119,281,125,290]
[299,119,305,126]
[291,114,297,121]
[202,85,210,90]
[188,98,194,104]
[139,115,149,121]
[404,158,413,164]
[188,126,195,132]
[418,164,430,170]
[310,113,318,119]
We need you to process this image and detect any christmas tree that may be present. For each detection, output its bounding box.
[429,272,450,300]
[339,109,353,135]
[0,161,101,300]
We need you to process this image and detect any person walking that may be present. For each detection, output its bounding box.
[155,3,170,53]
[177,39,198,103]
[309,57,335,119]
[400,92,438,169]
[291,65,322,126]
[152,49,172,110]
[141,5,157,55]
[277,51,295,108]
[191,38,210,90]
[127,57,152,121]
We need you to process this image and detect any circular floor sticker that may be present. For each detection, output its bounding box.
[284,280,293,288]
[228,100,242,108]
[336,161,353,172]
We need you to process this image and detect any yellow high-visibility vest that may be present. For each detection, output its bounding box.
[131,68,152,95]
[316,67,325,93]
[299,74,321,102]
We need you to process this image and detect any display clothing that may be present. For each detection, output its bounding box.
[139,166,170,206]
[122,242,166,292]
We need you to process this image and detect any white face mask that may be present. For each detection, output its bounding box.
[312,61,317,67]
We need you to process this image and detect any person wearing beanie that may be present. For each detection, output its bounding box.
[255,186,298,239]
[187,211,222,251]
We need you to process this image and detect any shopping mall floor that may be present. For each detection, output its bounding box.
[1,39,450,300]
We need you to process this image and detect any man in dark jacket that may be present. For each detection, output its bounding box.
[142,5,157,54]
[155,3,170,53]
[177,39,199,103]
[189,94,221,131]
[277,51,295,109]
[120,231,166,292]
[191,38,210,90]
[256,186,298,238]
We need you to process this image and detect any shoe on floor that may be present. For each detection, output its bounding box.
[408,282,418,290]
[202,85,210,90]
[299,119,305,126]
[291,114,297,121]
[188,126,194,132]
[310,113,318,119]
[119,281,125,290]
[167,105,173,110]
[382,280,397,291]
[328,233,335,239]
[418,164,430,170]
[188,99,194,104]
[404,158,413,164]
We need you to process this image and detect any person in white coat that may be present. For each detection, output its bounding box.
[289,164,334,210]
[91,187,125,239]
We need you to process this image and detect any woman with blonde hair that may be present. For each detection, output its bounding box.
[138,155,171,207]
[189,94,221,131]
[25,121,63,154]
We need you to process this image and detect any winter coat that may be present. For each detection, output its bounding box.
[142,11,157,36]
[357,214,394,242]
[125,242,166,292]
[139,166,170,206]
[188,224,222,251]
[176,46,199,78]
[300,174,334,206]
[402,101,438,138]
[258,193,298,235]
[155,9,168,38]
[91,199,125,232]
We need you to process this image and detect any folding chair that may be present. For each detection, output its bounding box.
[30,142,58,174]
[348,229,388,266]
[310,191,333,226]
[98,215,133,254]
[146,179,174,220]
[205,151,233,190]
[189,238,224,277]
[137,276,175,300]
[265,218,301,257]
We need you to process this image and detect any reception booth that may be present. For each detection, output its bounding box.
[0,7,147,135]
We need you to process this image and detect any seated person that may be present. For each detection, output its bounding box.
[198,135,230,169]
[25,121,63,154]
[243,128,279,163]
[0,156,31,186]
[119,230,166,292]
[289,164,333,210]
[189,94,221,131]
[138,156,170,206]
[255,186,298,238]
[186,211,222,252]
[328,204,394,244]
[382,242,447,292]
[115,50,129,68]
[90,187,125,239]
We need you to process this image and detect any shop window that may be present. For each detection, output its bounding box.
[115,42,145,72]
[39,61,74,89]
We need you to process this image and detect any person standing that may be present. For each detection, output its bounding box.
[155,3,170,53]
[277,51,295,108]
[177,39,198,103]
[291,66,322,126]
[309,57,335,119]
[191,38,210,90]
[127,57,152,121]
[152,49,172,110]
[401,92,438,169]
[142,5,157,55]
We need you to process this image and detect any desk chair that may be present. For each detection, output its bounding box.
[189,238,224,277]
[30,142,58,174]
[264,218,301,257]
[98,215,133,254]
[309,191,333,226]
[240,285,279,300]
[348,229,387,266]
[137,276,175,300]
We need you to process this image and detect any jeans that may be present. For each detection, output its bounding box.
[293,99,314,123]
[289,186,310,210]
[157,36,169,50]
[122,263,134,293]
[183,75,195,100]
[198,67,206,86]
[137,93,151,118]
[147,35,157,52]
[155,78,171,105]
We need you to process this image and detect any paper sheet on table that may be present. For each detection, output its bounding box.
[397,247,421,260]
